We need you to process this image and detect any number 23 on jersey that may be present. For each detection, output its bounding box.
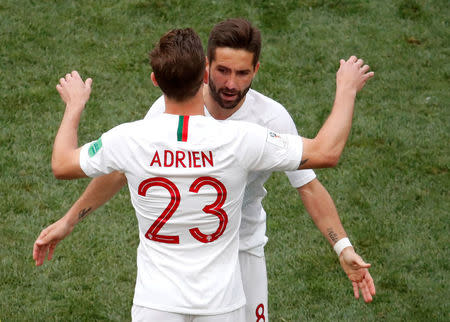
[138,176,228,244]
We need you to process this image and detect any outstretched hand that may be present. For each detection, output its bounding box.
[336,56,374,94]
[56,70,92,110]
[33,218,75,266]
[339,247,376,303]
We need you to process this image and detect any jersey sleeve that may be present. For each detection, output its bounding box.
[79,124,129,177]
[268,104,316,188]
[144,95,165,120]
[235,122,303,173]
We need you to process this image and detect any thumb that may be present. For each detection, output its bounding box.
[354,257,371,269]
[35,230,54,246]
[85,78,93,89]
[35,237,49,246]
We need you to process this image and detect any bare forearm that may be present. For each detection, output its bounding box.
[52,71,92,179]
[57,104,83,148]
[298,179,347,246]
[52,104,82,159]
[63,172,127,227]
[298,180,375,302]
[51,102,86,179]
[316,88,356,162]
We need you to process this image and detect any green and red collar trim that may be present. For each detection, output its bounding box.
[177,115,190,142]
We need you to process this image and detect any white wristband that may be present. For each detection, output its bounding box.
[333,237,352,256]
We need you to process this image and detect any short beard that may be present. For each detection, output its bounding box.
[208,76,251,110]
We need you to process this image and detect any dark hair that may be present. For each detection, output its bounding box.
[207,18,261,67]
[150,28,206,101]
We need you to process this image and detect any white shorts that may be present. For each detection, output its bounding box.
[239,251,269,322]
[131,305,245,322]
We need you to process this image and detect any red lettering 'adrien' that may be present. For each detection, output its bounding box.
[150,150,214,168]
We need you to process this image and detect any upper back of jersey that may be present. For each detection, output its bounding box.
[80,113,302,314]
[146,91,316,256]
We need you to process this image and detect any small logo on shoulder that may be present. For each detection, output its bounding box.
[269,131,280,139]
[88,138,103,157]
[267,130,286,148]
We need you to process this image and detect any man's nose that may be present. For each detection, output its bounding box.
[224,74,237,90]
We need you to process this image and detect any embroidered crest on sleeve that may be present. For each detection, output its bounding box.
[88,138,103,157]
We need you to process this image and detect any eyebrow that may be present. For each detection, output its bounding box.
[216,64,252,73]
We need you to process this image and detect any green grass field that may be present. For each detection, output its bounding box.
[1,0,449,320]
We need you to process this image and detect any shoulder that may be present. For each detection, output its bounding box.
[109,115,171,135]
[248,90,287,113]
[104,119,147,139]
[104,115,179,146]
[246,89,296,132]
[144,95,165,119]
[221,119,266,139]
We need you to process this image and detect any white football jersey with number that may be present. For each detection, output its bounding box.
[146,89,316,257]
[79,113,302,314]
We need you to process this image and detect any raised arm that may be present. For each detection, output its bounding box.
[299,56,374,169]
[52,71,92,179]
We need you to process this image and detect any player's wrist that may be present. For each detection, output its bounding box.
[62,211,80,227]
[335,86,357,100]
[333,237,352,257]
[64,102,86,115]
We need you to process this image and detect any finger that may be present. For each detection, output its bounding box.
[59,77,66,85]
[71,70,80,79]
[33,241,40,261]
[34,243,48,266]
[33,235,46,255]
[48,244,56,261]
[365,271,376,295]
[85,78,93,89]
[360,64,370,73]
[364,71,375,80]
[33,229,50,265]
[37,250,47,266]
[352,281,360,299]
[360,280,373,303]
[65,73,72,80]
[340,59,345,65]
[348,55,357,63]
[356,58,364,67]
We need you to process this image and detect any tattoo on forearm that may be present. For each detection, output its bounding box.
[78,207,92,221]
[300,159,309,166]
[327,228,339,243]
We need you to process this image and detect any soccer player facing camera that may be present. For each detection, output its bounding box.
[34,24,375,321]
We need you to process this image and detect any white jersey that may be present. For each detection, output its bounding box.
[79,113,303,314]
[145,89,316,256]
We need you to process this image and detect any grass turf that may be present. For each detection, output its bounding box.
[1,0,449,320]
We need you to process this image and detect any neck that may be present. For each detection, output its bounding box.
[203,85,246,120]
[164,87,205,116]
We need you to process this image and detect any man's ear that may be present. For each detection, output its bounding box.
[253,61,260,76]
[151,72,158,87]
[204,57,210,84]
[204,67,209,84]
